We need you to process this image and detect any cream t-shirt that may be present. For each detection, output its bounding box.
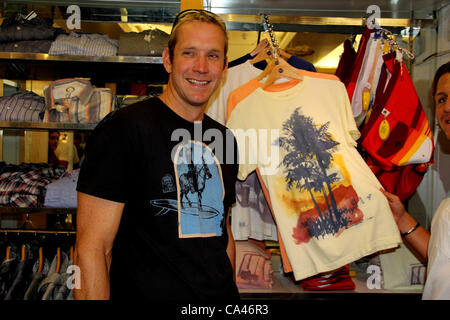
[227,76,401,280]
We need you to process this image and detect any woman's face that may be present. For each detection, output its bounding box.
[435,72,450,140]
[49,132,60,151]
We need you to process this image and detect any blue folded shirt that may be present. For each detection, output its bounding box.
[44,169,79,208]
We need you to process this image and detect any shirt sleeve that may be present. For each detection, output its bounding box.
[337,81,361,146]
[226,106,258,181]
[76,110,136,203]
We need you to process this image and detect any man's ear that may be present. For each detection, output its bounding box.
[162,47,172,73]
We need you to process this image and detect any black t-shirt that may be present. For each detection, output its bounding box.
[77,97,239,301]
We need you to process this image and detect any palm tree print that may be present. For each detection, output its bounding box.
[276,107,357,240]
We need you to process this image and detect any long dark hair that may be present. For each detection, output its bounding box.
[432,61,450,97]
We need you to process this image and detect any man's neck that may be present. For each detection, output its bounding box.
[159,90,205,123]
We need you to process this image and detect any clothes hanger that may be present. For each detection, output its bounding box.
[250,46,273,64]
[69,245,74,261]
[277,48,292,60]
[255,13,304,89]
[38,247,44,273]
[21,244,26,261]
[250,38,270,58]
[6,245,11,260]
[261,57,304,89]
[55,247,61,273]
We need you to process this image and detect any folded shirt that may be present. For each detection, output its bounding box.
[49,32,118,56]
[0,163,65,207]
[43,78,117,123]
[118,28,169,56]
[0,40,53,53]
[0,16,64,43]
[44,169,79,208]
[0,91,46,122]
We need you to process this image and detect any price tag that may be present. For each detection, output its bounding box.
[362,90,371,111]
[379,108,391,140]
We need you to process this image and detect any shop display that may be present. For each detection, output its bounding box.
[0,2,444,301]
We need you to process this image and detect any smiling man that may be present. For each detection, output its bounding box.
[74,10,240,301]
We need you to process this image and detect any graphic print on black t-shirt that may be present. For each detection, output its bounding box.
[150,141,225,238]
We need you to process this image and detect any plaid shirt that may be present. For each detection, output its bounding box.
[0,163,65,207]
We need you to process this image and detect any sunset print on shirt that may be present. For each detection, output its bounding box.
[276,107,364,244]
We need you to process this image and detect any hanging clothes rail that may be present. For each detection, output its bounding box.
[0,229,76,235]
[261,14,279,59]
[379,28,415,60]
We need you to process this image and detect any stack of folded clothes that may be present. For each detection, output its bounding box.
[0,13,65,53]
[49,32,118,57]
[0,91,46,122]
[299,265,355,291]
[0,162,65,207]
[118,28,169,57]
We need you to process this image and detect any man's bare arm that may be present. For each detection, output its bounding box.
[74,192,124,300]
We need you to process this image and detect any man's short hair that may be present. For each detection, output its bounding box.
[167,9,228,64]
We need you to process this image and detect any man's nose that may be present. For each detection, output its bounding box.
[193,54,208,73]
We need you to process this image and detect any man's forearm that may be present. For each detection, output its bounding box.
[74,248,112,300]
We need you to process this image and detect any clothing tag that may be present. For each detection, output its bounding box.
[381,108,390,117]
[379,119,390,141]
[362,89,371,111]
[25,11,37,20]
[143,33,152,44]
[379,108,391,141]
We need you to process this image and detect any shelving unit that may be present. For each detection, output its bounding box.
[0,52,163,64]
[0,121,96,131]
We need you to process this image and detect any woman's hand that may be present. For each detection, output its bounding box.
[380,188,408,225]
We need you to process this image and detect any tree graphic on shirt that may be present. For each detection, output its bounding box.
[276,107,350,238]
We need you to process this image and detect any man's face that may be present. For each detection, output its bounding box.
[435,73,450,140]
[162,21,227,109]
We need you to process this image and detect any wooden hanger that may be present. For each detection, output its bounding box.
[55,247,61,273]
[256,58,276,82]
[38,247,44,273]
[250,38,270,57]
[21,244,26,261]
[261,57,303,89]
[250,46,273,64]
[6,245,11,260]
[277,48,292,60]
[70,245,74,261]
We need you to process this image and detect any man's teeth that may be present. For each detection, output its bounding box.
[188,79,208,85]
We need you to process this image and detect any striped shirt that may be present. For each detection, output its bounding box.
[43,79,116,123]
[49,32,118,57]
[0,91,45,122]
